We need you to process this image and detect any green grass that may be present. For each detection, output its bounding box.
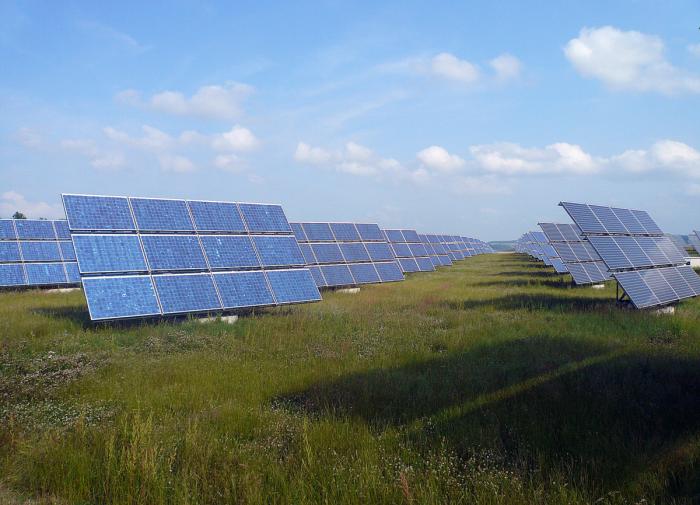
[3,253,700,504]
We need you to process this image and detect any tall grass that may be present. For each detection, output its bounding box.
[2,254,700,503]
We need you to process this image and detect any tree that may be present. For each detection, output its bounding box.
[12,211,26,219]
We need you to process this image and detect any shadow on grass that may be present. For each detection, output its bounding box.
[473,279,572,289]
[274,336,700,500]
[493,270,562,278]
[442,293,611,312]
[32,306,93,328]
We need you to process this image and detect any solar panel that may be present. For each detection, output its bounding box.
[307,266,326,288]
[384,230,406,243]
[398,258,420,273]
[374,261,404,282]
[64,194,320,320]
[560,201,700,308]
[293,221,403,288]
[0,218,80,288]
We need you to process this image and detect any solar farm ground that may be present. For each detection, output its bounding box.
[3,253,700,504]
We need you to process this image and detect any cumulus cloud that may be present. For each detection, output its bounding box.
[470,142,600,175]
[60,138,125,170]
[613,140,700,178]
[157,154,196,173]
[213,154,243,172]
[0,191,63,219]
[211,126,260,152]
[489,54,522,82]
[417,145,465,173]
[564,26,700,93]
[294,142,333,164]
[431,52,480,83]
[116,82,254,120]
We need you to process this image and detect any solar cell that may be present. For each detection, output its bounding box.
[551,258,568,274]
[390,243,412,258]
[0,242,21,262]
[200,235,260,269]
[140,235,208,271]
[330,223,360,241]
[188,200,246,233]
[309,243,345,264]
[408,243,428,257]
[62,195,135,231]
[64,262,81,283]
[319,264,355,287]
[374,261,404,282]
[415,257,435,272]
[131,198,194,232]
[14,220,56,240]
[560,202,606,234]
[214,271,275,308]
[349,263,380,284]
[25,263,67,285]
[73,234,147,274]
[58,241,76,261]
[385,230,406,243]
[301,223,334,241]
[266,269,321,303]
[307,266,326,288]
[153,273,222,314]
[0,263,26,285]
[631,210,663,235]
[678,265,700,294]
[252,236,305,267]
[0,220,16,240]
[398,258,420,273]
[401,229,420,242]
[614,270,658,308]
[355,223,384,241]
[610,208,646,234]
[365,242,394,261]
[299,243,317,265]
[53,221,71,239]
[339,242,370,262]
[82,276,161,320]
[20,241,62,262]
[238,204,291,233]
[290,222,307,242]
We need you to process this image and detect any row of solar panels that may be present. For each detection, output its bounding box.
[517,202,700,309]
[0,194,494,322]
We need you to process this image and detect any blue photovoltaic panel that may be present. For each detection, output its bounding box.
[678,265,700,294]
[59,241,76,261]
[153,274,222,314]
[253,235,305,267]
[632,210,663,235]
[391,243,412,258]
[62,194,136,231]
[82,276,161,320]
[65,262,81,283]
[25,263,67,285]
[408,243,428,257]
[560,202,606,234]
[0,242,21,262]
[339,242,370,262]
[15,220,56,240]
[200,235,260,269]
[611,208,646,234]
[308,266,326,288]
[20,241,62,262]
[365,242,394,261]
[141,235,208,271]
[54,220,71,239]
[188,200,246,233]
[290,223,307,242]
[589,205,628,234]
[428,256,440,268]
[551,258,568,274]
[239,203,291,233]
[301,223,335,241]
[319,264,355,287]
[0,220,16,240]
[299,243,317,265]
[659,267,694,299]
[398,258,420,273]
[266,269,321,303]
[214,271,275,308]
[330,223,360,241]
[355,223,384,241]
[0,264,26,285]
[349,263,380,284]
[374,261,404,282]
[385,230,406,243]
[415,257,435,272]
[310,243,345,264]
[130,198,194,232]
[587,236,632,270]
[73,234,148,274]
[401,230,420,242]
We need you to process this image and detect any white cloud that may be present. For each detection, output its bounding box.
[213,154,243,172]
[431,52,480,83]
[60,138,125,170]
[104,125,174,151]
[117,83,254,120]
[345,141,373,161]
[452,175,511,195]
[211,126,260,152]
[417,145,465,173]
[0,191,63,219]
[470,142,600,175]
[688,44,700,58]
[614,140,700,178]
[294,142,333,164]
[157,154,196,173]
[564,26,700,93]
[490,54,522,82]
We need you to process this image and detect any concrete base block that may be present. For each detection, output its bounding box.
[45,287,81,294]
[652,306,675,316]
[591,284,605,290]
[337,287,360,294]
[689,257,700,268]
[197,315,239,324]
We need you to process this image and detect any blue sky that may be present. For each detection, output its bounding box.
[1,0,699,240]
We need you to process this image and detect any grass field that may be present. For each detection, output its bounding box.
[3,253,700,504]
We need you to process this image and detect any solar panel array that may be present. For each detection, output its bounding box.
[418,234,453,267]
[63,194,321,321]
[383,229,436,273]
[291,222,404,288]
[538,223,609,283]
[689,232,700,255]
[0,219,80,287]
[515,231,568,274]
[560,202,700,309]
